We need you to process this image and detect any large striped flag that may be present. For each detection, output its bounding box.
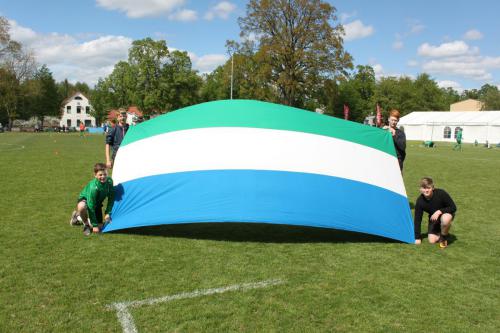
[104,100,414,243]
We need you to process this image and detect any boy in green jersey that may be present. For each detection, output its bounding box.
[70,163,115,235]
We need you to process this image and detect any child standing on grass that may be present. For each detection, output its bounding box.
[70,163,114,236]
[414,177,457,248]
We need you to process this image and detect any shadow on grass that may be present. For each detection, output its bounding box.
[111,222,399,244]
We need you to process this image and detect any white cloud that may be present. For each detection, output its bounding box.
[96,0,185,18]
[421,56,500,81]
[339,11,357,23]
[407,60,418,67]
[392,40,403,50]
[168,9,198,21]
[417,38,500,82]
[343,20,374,41]
[8,19,37,43]
[409,22,425,34]
[437,80,462,91]
[463,29,483,40]
[9,19,131,85]
[372,63,384,77]
[205,1,236,20]
[191,53,227,73]
[418,41,471,57]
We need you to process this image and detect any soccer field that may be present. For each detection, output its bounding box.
[0,132,499,332]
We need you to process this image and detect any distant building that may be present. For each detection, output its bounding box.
[60,92,95,129]
[450,99,484,111]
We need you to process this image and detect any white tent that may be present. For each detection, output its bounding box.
[399,111,500,144]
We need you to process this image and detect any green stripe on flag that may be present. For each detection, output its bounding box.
[121,100,396,156]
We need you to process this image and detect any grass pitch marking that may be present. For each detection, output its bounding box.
[0,143,25,151]
[108,279,285,333]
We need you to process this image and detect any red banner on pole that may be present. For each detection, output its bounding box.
[376,103,382,127]
[343,104,349,120]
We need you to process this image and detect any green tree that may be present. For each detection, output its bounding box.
[479,84,500,110]
[90,78,112,126]
[32,65,60,127]
[413,73,447,111]
[238,0,352,107]
[440,87,460,110]
[461,89,479,100]
[0,16,37,128]
[202,40,276,103]
[107,61,136,108]
[0,67,20,129]
[128,38,169,114]
[161,50,202,111]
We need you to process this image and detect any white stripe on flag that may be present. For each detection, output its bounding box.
[113,127,405,196]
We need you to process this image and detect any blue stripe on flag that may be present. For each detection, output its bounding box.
[104,170,414,243]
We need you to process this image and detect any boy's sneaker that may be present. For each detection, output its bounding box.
[439,234,448,249]
[83,225,91,236]
[70,211,80,226]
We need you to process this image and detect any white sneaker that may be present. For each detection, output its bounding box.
[70,211,80,226]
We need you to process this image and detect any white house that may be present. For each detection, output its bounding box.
[399,111,500,144]
[59,92,95,129]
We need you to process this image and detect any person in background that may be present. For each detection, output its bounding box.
[386,109,406,172]
[453,128,463,151]
[414,177,457,248]
[79,122,85,137]
[105,109,129,168]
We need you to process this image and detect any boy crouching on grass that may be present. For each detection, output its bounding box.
[414,177,457,248]
[70,163,114,236]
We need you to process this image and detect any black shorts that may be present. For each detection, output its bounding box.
[427,213,455,235]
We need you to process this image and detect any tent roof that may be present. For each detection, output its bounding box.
[399,111,500,126]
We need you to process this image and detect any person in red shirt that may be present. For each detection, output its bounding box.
[79,122,85,137]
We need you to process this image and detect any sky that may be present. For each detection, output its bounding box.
[1,0,499,92]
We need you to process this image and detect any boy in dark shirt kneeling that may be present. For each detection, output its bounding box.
[414,177,457,248]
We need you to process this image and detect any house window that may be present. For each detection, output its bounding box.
[74,96,82,100]
[454,127,463,138]
[443,126,451,139]
[66,106,71,113]
[85,106,90,114]
[77,120,81,126]
[85,120,92,127]
[67,119,71,127]
[77,106,81,114]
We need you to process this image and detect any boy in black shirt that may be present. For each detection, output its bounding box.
[414,177,457,248]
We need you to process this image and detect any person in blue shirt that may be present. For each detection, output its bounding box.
[105,110,129,168]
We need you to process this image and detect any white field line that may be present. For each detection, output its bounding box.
[0,143,25,151]
[108,279,284,333]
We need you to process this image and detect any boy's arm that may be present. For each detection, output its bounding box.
[104,178,115,217]
[105,128,115,168]
[86,186,100,227]
[414,200,424,240]
[440,190,457,214]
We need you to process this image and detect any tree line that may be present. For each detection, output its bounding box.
[2,1,500,129]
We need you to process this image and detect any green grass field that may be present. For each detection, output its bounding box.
[1,132,499,332]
